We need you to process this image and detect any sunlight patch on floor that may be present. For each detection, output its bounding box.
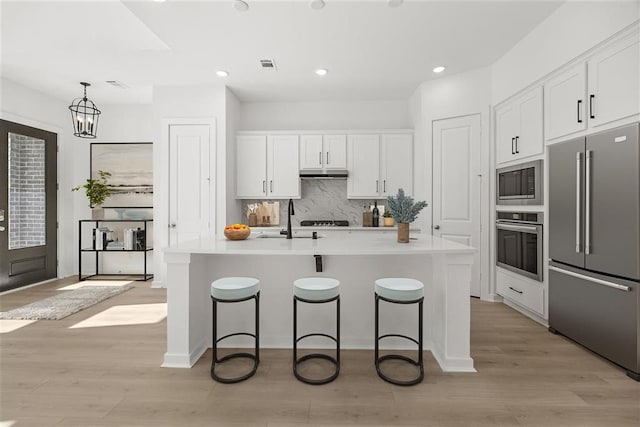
[0,319,37,334]
[0,421,17,427]
[57,280,133,290]
[69,303,167,329]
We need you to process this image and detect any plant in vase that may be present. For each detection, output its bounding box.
[72,170,112,219]
[382,210,395,227]
[386,188,428,243]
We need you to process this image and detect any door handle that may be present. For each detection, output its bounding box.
[589,94,595,119]
[585,150,592,254]
[575,152,582,253]
[270,180,273,193]
[515,136,519,154]
[511,137,515,155]
[376,180,379,193]
[434,225,440,230]
[326,151,329,165]
[383,180,386,193]
[169,223,176,229]
[577,99,583,123]
[319,152,322,166]
[263,180,266,194]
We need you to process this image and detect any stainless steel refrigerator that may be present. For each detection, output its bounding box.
[548,123,640,381]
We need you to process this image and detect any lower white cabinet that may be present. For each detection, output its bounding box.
[236,134,300,199]
[496,268,545,317]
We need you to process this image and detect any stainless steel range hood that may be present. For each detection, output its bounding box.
[299,170,348,179]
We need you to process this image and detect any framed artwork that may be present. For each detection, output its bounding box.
[90,142,153,208]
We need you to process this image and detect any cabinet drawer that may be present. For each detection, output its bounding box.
[496,268,544,316]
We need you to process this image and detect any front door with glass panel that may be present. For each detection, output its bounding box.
[0,119,57,292]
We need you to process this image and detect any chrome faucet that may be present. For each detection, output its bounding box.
[286,199,295,239]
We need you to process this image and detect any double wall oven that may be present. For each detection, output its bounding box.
[496,159,544,282]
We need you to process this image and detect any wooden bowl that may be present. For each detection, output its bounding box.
[224,228,251,240]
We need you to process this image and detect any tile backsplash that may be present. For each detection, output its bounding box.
[240,179,385,226]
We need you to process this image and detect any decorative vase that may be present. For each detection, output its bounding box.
[397,222,410,243]
[383,217,395,227]
[91,207,104,220]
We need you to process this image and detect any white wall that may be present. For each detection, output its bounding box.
[410,67,492,300]
[75,104,153,276]
[0,78,74,278]
[152,84,227,286]
[239,100,411,130]
[225,88,242,225]
[492,1,640,104]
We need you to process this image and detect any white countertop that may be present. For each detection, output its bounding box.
[164,232,475,256]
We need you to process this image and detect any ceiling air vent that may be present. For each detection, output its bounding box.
[259,59,277,70]
[106,80,129,89]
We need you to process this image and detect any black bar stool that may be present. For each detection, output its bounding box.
[293,277,340,385]
[374,277,424,386]
[210,277,260,383]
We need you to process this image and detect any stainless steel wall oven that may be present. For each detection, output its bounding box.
[496,159,543,205]
[496,211,543,281]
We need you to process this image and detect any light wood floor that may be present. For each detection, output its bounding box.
[1,277,639,427]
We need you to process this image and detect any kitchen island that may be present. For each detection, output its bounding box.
[162,232,476,372]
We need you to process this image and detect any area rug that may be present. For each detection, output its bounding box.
[0,285,133,320]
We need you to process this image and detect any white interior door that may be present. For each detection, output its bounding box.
[433,115,481,297]
[169,124,212,245]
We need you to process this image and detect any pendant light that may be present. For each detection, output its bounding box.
[69,82,101,138]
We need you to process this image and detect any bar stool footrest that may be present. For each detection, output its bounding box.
[294,353,340,385]
[375,354,424,386]
[211,352,259,384]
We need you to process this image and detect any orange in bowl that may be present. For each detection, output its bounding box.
[224,224,251,240]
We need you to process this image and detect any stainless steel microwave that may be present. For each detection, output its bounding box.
[496,160,543,206]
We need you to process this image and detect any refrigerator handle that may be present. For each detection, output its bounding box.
[575,152,581,253]
[549,265,631,292]
[585,150,592,254]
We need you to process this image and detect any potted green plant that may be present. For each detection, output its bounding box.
[386,188,428,243]
[72,170,112,219]
[382,210,395,227]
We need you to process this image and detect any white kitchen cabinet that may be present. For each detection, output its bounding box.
[545,31,640,140]
[544,64,587,141]
[587,32,640,129]
[236,134,300,199]
[347,133,413,198]
[299,134,347,170]
[496,268,545,318]
[496,87,543,165]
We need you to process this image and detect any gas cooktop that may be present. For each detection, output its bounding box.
[300,220,349,227]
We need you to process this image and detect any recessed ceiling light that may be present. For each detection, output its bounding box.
[309,0,325,10]
[153,0,166,3]
[433,66,446,73]
[233,0,249,12]
[388,0,404,7]
[216,70,229,77]
[315,69,328,76]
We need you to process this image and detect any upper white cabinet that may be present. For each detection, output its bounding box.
[587,33,640,129]
[545,32,640,140]
[496,87,543,165]
[300,134,347,170]
[236,134,300,199]
[347,133,413,198]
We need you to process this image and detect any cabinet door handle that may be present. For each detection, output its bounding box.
[270,180,273,193]
[262,180,266,194]
[376,180,379,193]
[383,180,386,192]
[577,99,583,123]
[326,151,329,165]
[509,286,523,295]
[589,94,595,119]
[511,137,515,155]
[319,152,322,166]
[515,136,519,154]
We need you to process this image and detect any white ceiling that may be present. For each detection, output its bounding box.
[1,0,564,105]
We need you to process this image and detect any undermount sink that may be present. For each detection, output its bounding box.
[254,231,324,239]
